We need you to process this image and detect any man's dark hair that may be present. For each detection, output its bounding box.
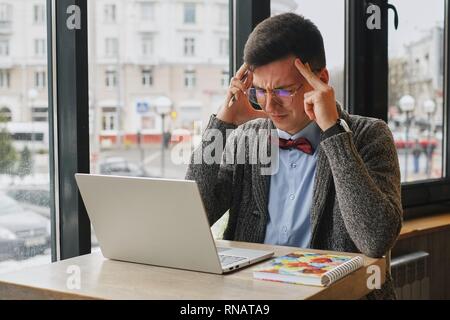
[244,13,326,71]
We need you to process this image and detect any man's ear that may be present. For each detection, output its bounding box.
[318,68,330,85]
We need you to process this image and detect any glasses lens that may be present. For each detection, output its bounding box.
[248,88,264,106]
[274,89,291,98]
[273,88,294,106]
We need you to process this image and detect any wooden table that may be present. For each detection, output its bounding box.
[0,240,385,300]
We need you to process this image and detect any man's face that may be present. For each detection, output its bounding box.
[252,55,329,134]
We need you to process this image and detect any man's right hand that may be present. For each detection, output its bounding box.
[217,63,268,126]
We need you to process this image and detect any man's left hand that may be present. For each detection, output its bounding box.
[294,58,339,131]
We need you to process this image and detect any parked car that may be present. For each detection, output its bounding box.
[6,185,50,218]
[99,157,150,177]
[6,186,99,248]
[0,193,51,261]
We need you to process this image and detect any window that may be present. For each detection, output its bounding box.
[0,106,11,121]
[33,4,45,25]
[184,37,195,56]
[219,38,228,57]
[140,2,155,21]
[0,39,9,56]
[88,0,229,246]
[34,71,46,89]
[141,34,154,57]
[0,4,11,24]
[102,108,118,131]
[183,3,196,24]
[388,0,445,183]
[142,68,153,86]
[221,69,229,88]
[34,39,46,57]
[184,69,196,88]
[0,1,51,274]
[218,4,228,26]
[0,69,10,88]
[105,38,118,57]
[271,0,345,103]
[105,69,117,88]
[104,4,117,23]
[32,107,48,122]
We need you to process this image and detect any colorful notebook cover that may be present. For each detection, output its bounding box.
[253,251,364,287]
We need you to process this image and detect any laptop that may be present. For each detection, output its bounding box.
[74,174,274,274]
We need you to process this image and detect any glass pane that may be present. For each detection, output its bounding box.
[0,0,51,273]
[88,0,230,244]
[271,0,345,104]
[388,0,444,183]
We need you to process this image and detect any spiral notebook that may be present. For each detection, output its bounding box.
[253,251,364,287]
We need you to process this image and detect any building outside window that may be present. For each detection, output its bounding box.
[31,107,48,122]
[33,4,46,25]
[0,39,9,56]
[183,37,195,56]
[183,3,196,24]
[219,38,228,57]
[0,1,51,274]
[34,39,46,57]
[142,68,153,86]
[105,38,118,57]
[34,71,46,89]
[102,108,118,131]
[184,69,196,88]
[221,69,228,89]
[104,4,117,23]
[140,2,155,21]
[388,0,444,182]
[0,69,10,88]
[105,69,117,88]
[141,34,154,57]
[218,4,228,26]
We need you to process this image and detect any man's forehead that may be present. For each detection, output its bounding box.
[252,65,302,88]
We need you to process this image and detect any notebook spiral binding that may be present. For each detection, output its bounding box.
[321,256,364,286]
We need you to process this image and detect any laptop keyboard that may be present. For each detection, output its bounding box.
[219,255,247,267]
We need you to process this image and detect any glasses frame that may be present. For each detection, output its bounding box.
[247,84,304,108]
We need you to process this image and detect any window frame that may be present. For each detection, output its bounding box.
[49,0,450,262]
[346,0,450,217]
[48,0,91,261]
[47,0,271,260]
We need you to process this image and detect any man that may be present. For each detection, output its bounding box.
[186,13,402,299]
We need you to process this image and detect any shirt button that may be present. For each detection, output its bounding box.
[282,226,288,233]
[290,163,297,169]
[289,194,295,200]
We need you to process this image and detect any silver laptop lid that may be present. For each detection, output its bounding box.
[75,174,223,274]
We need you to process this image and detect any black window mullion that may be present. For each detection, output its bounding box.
[52,0,91,260]
[346,0,388,121]
[231,0,270,75]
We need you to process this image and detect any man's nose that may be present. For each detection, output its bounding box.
[264,93,277,113]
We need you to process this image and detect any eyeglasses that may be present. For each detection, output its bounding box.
[247,85,303,108]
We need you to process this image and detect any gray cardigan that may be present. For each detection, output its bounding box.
[186,105,403,300]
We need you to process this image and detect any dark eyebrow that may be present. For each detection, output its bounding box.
[274,84,297,90]
[253,83,297,90]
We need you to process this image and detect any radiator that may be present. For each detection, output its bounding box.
[391,251,430,300]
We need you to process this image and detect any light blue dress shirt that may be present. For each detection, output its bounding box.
[264,121,321,248]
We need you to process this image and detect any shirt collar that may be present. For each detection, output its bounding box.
[276,121,322,151]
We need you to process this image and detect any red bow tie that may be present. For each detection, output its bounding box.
[278,137,314,155]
